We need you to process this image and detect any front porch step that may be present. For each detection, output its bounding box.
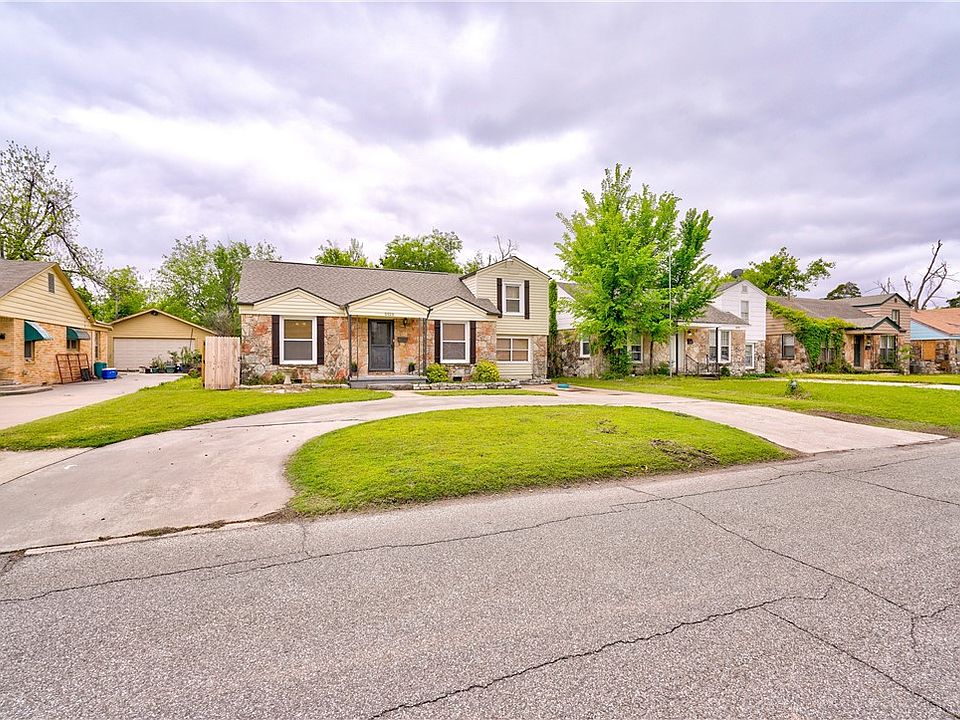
[349,375,425,391]
[0,384,53,396]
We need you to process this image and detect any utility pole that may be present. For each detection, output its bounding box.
[668,239,674,378]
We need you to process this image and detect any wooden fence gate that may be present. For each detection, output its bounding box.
[204,337,240,390]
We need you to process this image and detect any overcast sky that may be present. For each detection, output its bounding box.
[1,3,958,300]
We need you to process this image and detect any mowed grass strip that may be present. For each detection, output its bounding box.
[414,389,555,396]
[287,405,788,514]
[563,376,960,434]
[802,373,960,386]
[0,378,390,450]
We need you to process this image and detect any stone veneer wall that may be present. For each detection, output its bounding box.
[241,314,504,382]
[554,329,604,377]
[911,339,960,374]
[425,320,499,380]
[0,316,93,384]
[241,313,350,383]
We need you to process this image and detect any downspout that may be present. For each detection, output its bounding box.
[422,309,432,376]
[349,309,354,379]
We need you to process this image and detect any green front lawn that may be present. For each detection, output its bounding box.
[802,373,960,386]
[287,405,789,514]
[414,389,555,396]
[0,378,390,450]
[562,376,960,434]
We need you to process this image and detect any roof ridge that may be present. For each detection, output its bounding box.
[245,258,463,278]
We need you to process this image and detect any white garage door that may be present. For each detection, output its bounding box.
[113,338,196,370]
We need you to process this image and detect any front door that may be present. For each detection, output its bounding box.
[854,336,863,368]
[368,320,394,371]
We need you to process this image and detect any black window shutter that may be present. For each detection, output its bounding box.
[271,315,280,365]
[470,321,477,364]
[524,280,531,319]
[496,278,502,313]
[434,320,441,363]
[317,317,325,365]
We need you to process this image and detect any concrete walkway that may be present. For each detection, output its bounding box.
[0,388,944,552]
[0,373,181,429]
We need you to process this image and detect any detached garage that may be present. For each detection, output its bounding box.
[110,309,213,371]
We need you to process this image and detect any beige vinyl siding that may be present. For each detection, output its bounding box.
[472,261,549,336]
[461,274,478,296]
[243,290,344,317]
[348,290,428,318]
[857,297,912,341]
[111,312,212,340]
[0,270,91,329]
[498,359,532,379]
[765,308,792,336]
[430,297,491,322]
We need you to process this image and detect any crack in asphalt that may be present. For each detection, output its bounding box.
[660,492,917,618]
[846,475,960,509]
[764,607,960,719]
[910,603,957,648]
[366,589,832,719]
[0,549,305,604]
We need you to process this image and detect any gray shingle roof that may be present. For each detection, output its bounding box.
[692,305,747,325]
[768,296,892,329]
[238,260,499,314]
[0,260,55,298]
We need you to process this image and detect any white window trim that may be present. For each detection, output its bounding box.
[579,338,591,358]
[740,300,750,325]
[782,333,796,360]
[280,316,316,365]
[629,342,644,363]
[709,330,732,364]
[440,321,470,364]
[502,281,524,316]
[496,336,530,363]
[744,342,755,369]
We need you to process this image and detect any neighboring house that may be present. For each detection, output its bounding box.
[237,257,549,383]
[910,308,960,373]
[554,278,767,376]
[109,308,214,371]
[766,293,911,372]
[0,259,109,385]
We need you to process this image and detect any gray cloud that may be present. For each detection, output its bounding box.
[0,3,958,300]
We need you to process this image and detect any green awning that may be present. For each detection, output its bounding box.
[24,321,53,342]
[67,326,90,341]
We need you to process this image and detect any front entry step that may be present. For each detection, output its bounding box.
[349,375,425,391]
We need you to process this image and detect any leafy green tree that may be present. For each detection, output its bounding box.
[825,281,862,300]
[380,229,463,273]
[741,247,834,296]
[314,239,371,267]
[87,266,149,322]
[557,165,716,375]
[155,235,278,334]
[0,141,100,280]
[948,294,960,308]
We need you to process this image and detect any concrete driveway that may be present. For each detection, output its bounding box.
[0,372,180,429]
[0,388,943,552]
[1,441,957,718]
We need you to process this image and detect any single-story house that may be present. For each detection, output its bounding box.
[766,293,911,372]
[555,278,767,376]
[0,259,109,385]
[109,308,214,371]
[237,256,550,383]
[911,308,960,373]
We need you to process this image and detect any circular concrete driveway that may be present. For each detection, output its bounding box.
[0,388,943,552]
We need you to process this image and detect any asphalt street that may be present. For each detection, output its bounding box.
[1,440,958,719]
